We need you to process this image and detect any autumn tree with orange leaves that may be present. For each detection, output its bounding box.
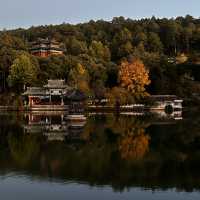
[119,59,151,100]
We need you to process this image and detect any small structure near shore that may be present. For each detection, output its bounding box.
[23,80,71,111]
[65,90,86,113]
[146,95,183,111]
[64,90,87,122]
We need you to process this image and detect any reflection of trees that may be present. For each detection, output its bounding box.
[3,113,200,192]
[80,117,97,141]
[80,115,151,161]
[81,115,108,142]
[106,115,150,160]
[119,129,150,160]
[106,115,150,135]
[8,132,40,167]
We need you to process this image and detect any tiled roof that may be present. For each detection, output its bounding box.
[31,38,60,45]
[23,80,72,96]
[30,38,64,52]
[65,90,86,101]
[23,87,46,96]
[44,80,70,89]
[30,47,63,51]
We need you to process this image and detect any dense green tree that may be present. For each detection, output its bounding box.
[65,37,88,56]
[1,15,200,99]
[89,41,111,61]
[0,33,27,50]
[147,32,163,53]
[67,63,91,94]
[112,28,133,59]
[8,53,39,92]
[133,31,147,47]
[160,20,179,55]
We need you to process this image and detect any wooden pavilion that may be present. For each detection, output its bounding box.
[23,80,71,111]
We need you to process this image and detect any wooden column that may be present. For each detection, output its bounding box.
[61,96,64,105]
[29,96,33,107]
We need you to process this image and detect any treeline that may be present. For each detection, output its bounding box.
[1,15,200,102]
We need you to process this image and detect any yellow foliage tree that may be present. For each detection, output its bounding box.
[105,87,132,106]
[68,63,90,95]
[119,59,151,100]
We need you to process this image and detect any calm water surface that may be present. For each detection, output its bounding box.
[0,110,200,199]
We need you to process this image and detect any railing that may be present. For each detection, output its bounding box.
[31,105,68,111]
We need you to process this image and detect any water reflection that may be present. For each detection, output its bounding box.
[2,110,200,193]
[24,112,86,142]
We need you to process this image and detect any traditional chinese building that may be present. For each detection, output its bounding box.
[23,80,71,111]
[30,38,64,57]
[65,90,86,113]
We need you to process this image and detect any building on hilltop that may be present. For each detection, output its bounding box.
[30,38,64,57]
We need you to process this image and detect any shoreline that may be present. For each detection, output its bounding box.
[0,105,183,112]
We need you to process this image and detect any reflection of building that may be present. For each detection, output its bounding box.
[147,95,183,110]
[148,110,183,125]
[24,113,86,142]
[44,124,68,141]
[30,38,64,57]
[23,80,71,111]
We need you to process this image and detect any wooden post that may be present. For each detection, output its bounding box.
[29,96,32,107]
[61,96,64,105]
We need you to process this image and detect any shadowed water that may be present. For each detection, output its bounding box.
[0,110,200,199]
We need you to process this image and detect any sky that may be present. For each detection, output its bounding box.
[0,0,200,30]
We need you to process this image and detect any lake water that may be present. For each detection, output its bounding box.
[0,110,200,199]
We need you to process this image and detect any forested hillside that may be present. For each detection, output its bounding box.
[1,15,200,101]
